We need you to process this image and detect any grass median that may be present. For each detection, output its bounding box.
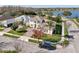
[4,33,20,38]
[4,29,25,38]
[64,23,68,36]
[0,26,4,31]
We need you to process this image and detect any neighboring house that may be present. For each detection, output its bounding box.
[1,18,15,27]
[0,15,27,27]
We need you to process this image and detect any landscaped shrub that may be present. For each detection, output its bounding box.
[16,28,27,32]
[51,45,56,50]
[11,22,18,31]
[62,39,69,47]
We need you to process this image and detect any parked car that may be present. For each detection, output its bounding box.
[67,35,74,39]
[39,41,56,50]
[65,35,74,39]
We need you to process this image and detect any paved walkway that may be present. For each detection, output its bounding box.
[18,35,43,42]
[23,28,33,37]
[59,17,65,42]
[18,36,30,42]
[61,22,65,42]
[0,36,46,53]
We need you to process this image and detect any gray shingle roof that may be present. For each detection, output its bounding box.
[7,19,15,24]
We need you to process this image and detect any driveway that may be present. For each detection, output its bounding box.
[67,20,79,53]
[23,28,33,37]
[0,28,11,36]
[0,36,48,53]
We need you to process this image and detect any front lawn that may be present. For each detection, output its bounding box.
[8,30,25,36]
[0,28,4,31]
[4,29,26,38]
[0,26,4,31]
[42,34,61,43]
[4,25,27,38]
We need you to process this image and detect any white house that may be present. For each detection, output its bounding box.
[24,16,45,29]
[0,15,28,27]
[0,15,54,35]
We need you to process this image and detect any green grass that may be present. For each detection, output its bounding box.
[4,28,26,38]
[0,26,4,31]
[42,34,61,42]
[64,23,68,36]
[72,19,79,27]
[4,33,20,38]
[8,30,25,36]
[0,28,4,31]
[0,50,17,53]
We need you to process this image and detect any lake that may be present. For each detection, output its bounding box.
[52,10,79,18]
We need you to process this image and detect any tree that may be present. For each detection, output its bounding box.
[47,16,53,20]
[11,22,18,31]
[32,30,44,39]
[48,11,53,16]
[47,21,53,29]
[55,16,62,23]
[54,24,62,34]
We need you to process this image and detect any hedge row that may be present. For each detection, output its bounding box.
[29,39,39,43]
